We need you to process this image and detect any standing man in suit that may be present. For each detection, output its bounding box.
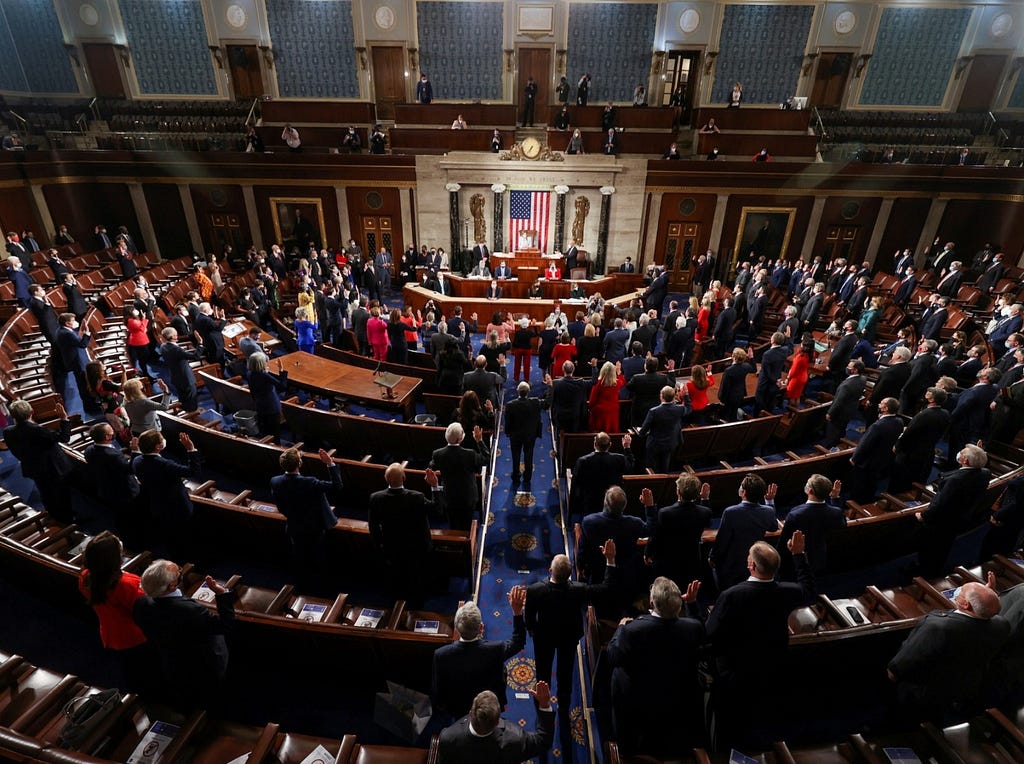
[579,487,647,611]
[368,462,440,607]
[473,241,490,268]
[893,248,915,276]
[271,447,342,587]
[26,284,59,343]
[564,240,580,273]
[94,225,113,250]
[54,311,94,408]
[824,360,867,446]
[638,386,691,473]
[570,432,633,519]
[890,388,950,493]
[416,73,433,104]
[641,266,669,315]
[866,346,911,422]
[53,225,74,246]
[374,247,393,293]
[5,231,31,271]
[606,576,705,757]
[919,296,950,341]
[504,381,542,490]
[777,474,846,575]
[431,422,490,530]
[521,76,537,127]
[893,266,918,308]
[641,473,713,588]
[900,339,939,415]
[526,541,618,755]
[84,422,140,536]
[712,297,737,359]
[709,474,782,592]
[602,317,630,363]
[947,367,1000,467]
[6,257,34,308]
[619,256,635,273]
[463,355,506,407]
[159,327,201,412]
[438,683,553,763]
[849,397,905,502]
[545,362,594,433]
[195,302,227,367]
[134,560,235,709]
[915,444,991,576]
[936,261,965,298]
[625,357,672,426]
[433,587,527,721]
[755,332,790,415]
[132,429,201,558]
[800,283,825,334]
[3,399,75,522]
[976,252,1005,293]
[706,531,815,749]
[827,322,860,387]
[888,581,1008,721]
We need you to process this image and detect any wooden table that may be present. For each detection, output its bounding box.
[222,318,281,355]
[274,351,421,421]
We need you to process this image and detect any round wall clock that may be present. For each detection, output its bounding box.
[375,6,396,30]
[225,4,247,30]
[834,11,857,35]
[521,137,541,159]
[679,9,700,34]
[990,13,1013,39]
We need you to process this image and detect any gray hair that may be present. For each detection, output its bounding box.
[454,600,482,637]
[603,486,627,516]
[247,352,269,373]
[960,444,988,469]
[893,347,912,362]
[445,422,465,445]
[650,576,682,619]
[140,559,179,596]
[9,400,32,423]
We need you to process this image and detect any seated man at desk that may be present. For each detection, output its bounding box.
[486,280,502,300]
[470,258,492,278]
[494,260,513,279]
[545,263,561,280]
[568,281,586,300]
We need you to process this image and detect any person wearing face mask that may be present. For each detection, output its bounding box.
[55,312,95,408]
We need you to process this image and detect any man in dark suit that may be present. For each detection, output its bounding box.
[866,346,911,422]
[26,284,59,343]
[989,304,1023,358]
[755,332,790,415]
[526,541,618,755]
[709,474,781,592]
[438,682,553,763]
[430,422,490,530]
[824,360,867,446]
[84,422,140,537]
[3,399,74,522]
[368,462,440,606]
[546,362,593,433]
[565,240,580,272]
[800,284,825,335]
[637,385,690,473]
[195,302,227,366]
[134,560,235,709]
[712,298,737,359]
[893,266,918,308]
[777,306,800,345]
[843,393,900,497]
[641,267,669,314]
[485,280,502,300]
[625,357,672,426]
[827,321,860,386]
[919,296,949,341]
[94,225,113,250]
[45,249,69,284]
[777,474,846,575]
[618,256,635,273]
[579,486,647,598]
[132,430,202,558]
[955,345,986,387]
[935,262,964,298]
[889,387,950,493]
[53,225,74,246]
[915,444,991,576]
[54,311,93,408]
[504,381,542,490]
[7,258,34,308]
[976,253,1005,293]
[5,231,32,271]
[570,432,633,519]
[270,447,342,586]
[980,474,1024,561]
[472,242,490,267]
[159,327,201,412]
[606,576,705,757]
[602,317,631,363]
[899,339,939,416]
[707,531,815,749]
[641,473,712,588]
[947,367,999,467]
[493,260,512,279]
[888,580,1008,721]
[433,586,527,720]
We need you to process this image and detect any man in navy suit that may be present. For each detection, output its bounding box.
[947,368,1000,468]
[899,339,939,415]
[438,682,553,763]
[565,240,580,272]
[626,356,673,426]
[493,260,512,279]
[433,586,527,721]
[579,487,647,611]
[570,432,633,519]
[6,257,34,308]
[824,360,867,446]
[134,560,235,709]
[893,266,918,308]
[706,531,815,749]
[159,327,201,412]
[641,473,713,588]
[918,295,949,341]
[641,267,669,315]
[26,284,59,344]
[606,576,705,757]
[430,422,490,530]
[976,252,1005,293]
[54,312,94,409]
[3,399,74,522]
[712,298,737,359]
[618,256,635,273]
[271,447,342,585]
[777,474,846,576]
[890,388,950,493]
[827,322,860,385]
[85,422,140,537]
[504,381,542,489]
[755,332,790,415]
[637,385,690,473]
[915,444,991,576]
[893,248,914,275]
[546,361,594,433]
[850,397,905,501]
[709,474,781,592]
[989,304,1023,358]
[935,261,964,298]
[132,429,202,558]
[602,317,631,363]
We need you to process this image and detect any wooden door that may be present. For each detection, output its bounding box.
[359,216,402,261]
[821,225,859,263]
[371,46,406,121]
[957,55,1007,112]
[662,50,700,127]
[517,47,551,118]
[227,45,266,99]
[83,43,126,98]
[810,52,852,110]
[664,222,700,291]
[210,212,245,256]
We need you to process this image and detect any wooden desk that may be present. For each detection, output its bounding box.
[222,318,281,354]
[275,351,421,421]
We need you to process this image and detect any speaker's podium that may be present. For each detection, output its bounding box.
[374,371,403,400]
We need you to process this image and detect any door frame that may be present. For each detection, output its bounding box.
[368,42,409,117]
[809,46,860,110]
[222,41,269,101]
[952,49,1010,112]
[515,43,555,107]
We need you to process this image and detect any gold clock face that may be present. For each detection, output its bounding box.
[522,137,541,158]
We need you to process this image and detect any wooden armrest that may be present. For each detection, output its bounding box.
[190,480,217,497]
[325,593,349,623]
[229,490,252,505]
[386,601,407,630]
[266,585,296,615]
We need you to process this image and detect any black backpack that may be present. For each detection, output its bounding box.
[57,688,122,750]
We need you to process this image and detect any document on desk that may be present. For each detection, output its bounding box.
[355,608,384,628]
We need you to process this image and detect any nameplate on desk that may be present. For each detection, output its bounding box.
[374,372,403,389]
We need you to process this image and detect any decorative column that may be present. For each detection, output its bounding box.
[446,183,461,266]
[491,184,505,252]
[553,185,569,253]
[596,186,615,276]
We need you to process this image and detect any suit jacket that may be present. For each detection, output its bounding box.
[28,297,59,342]
[638,402,689,453]
[62,282,88,318]
[800,293,823,329]
[893,276,917,306]
[828,334,859,377]
[920,307,948,341]
[570,450,633,518]
[758,346,790,392]
[526,565,617,646]
[921,467,991,531]
[438,709,553,764]
[977,262,1005,292]
[270,465,342,540]
[936,271,964,298]
[85,443,140,507]
[711,502,781,590]
[847,286,869,316]
[3,419,72,481]
[719,362,755,412]
[642,272,669,311]
[549,376,593,432]
[55,326,91,373]
[626,371,672,426]
[955,357,984,387]
[579,510,648,583]
[778,501,846,573]
[888,609,1010,710]
[485,286,502,300]
[852,414,904,475]
[603,328,630,363]
[903,354,938,401]
[368,486,434,564]
[494,264,512,279]
[462,367,505,406]
[432,615,526,715]
[132,451,201,523]
[565,246,579,271]
[870,362,911,405]
[894,406,949,469]
[647,501,713,585]
[829,374,867,421]
[430,442,489,510]
[133,591,235,695]
[950,383,998,437]
[990,315,1023,348]
[504,395,541,442]
[160,342,200,399]
[713,307,737,345]
[195,313,226,361]
[47,256,69,284]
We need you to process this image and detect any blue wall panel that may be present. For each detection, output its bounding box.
[266,0,359,98]
[1,0,77,93]
[119,0,217,95]
[417,2,503,101]
[566,3,658,103]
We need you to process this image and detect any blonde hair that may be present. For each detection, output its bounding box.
[584,323,596,337]
[123,378,145,401]
[598,361,617,387]
[295,306,309,320]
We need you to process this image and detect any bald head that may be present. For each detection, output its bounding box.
[385,462,405,488]
[957,582,1001,620]
[550,554,571,583]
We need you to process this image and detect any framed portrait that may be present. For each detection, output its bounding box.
[270,197,327,251]
[733,206,797,272]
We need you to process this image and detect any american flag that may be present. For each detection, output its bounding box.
[509,189,550,253]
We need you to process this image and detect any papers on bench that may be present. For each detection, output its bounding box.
[300,603,327,623]
[729,751,760,764]
[127,721,180,764]
[299,744,337,764]
[883,748,922,764]
[355,608,384,628]
[414,620,440,634]
[192,583,216,603]
[222,322,246,339]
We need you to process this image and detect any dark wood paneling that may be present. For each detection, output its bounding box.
[719,194,815,275]
[42,182,140,250]
[227,45,266,100]
[544,105,675,129]
[390,129,514,153]
[546,129,665,155]
[876,198,932,272]
[654,192,718,275]
[694,107,811,132]
[253,186,339,251]
[190,185,249,256]
[0,187,44,245]
[809,196,883,263]
[371,46,406,121]
[143,184,191,258]
[393,104,517,127]
[256,126,367,151]
[260,101,376,125]
[939,199,1024,267]
[517,48,551,113]
[696,133,818,158]
[957,55,1006,113]
[82,43,125,99]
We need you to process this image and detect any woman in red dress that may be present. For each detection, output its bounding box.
[366,305,390,361]
[695,296,713,342]
[783,337,816,406]
[686,365,715,424]
[549,332,577,377]
[588,361,625,432]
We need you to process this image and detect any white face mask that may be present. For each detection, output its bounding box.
[1002,306,1013,317]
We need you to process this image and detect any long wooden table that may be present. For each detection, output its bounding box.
[222,317,280,354]
[274,351,421,421]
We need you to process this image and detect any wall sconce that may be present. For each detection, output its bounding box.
[355,47,367,71]
[704,51,718,75]
[408,48,418,72]
[854,53,872,78]
[801,52,819,77]
[114,44,131,67]
[556,49,566,74]
[258,45,275,68]
[652,50,666,78]
[954,56,975,80]
[63,44,80,67]
[208,45,224,70]
[504,49,515,73]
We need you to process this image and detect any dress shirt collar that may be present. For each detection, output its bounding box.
[746,576,774,583]
[468,721,494,737]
